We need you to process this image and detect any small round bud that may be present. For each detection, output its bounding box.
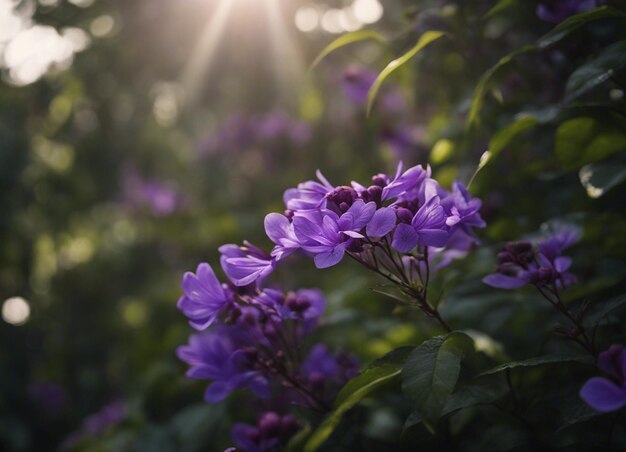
[280,414,299,436]
[397,207,413,224]
[372,174,388,187]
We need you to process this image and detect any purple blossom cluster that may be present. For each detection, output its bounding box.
[580,344,626,413]
[177,251,358,449]
[198,111,311,157]
[483,229,579,290]
[536,0,606,23]
[260,162,484,285]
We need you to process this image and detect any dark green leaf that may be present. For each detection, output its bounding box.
[483,0,519,20]
[285,423,311,452]
[579,154,626,198]
[489,116,538,160]
[584,294,626,327]
[442,375,509,415]
[538,6,626,48]
[479,354,593,376]
[367,31,445,116]
[303,347,412,452]
[566,40,626,102]
[555,117,626,170]
[466,45,535,129]
[401,332,474,427]
[309,30,386,72]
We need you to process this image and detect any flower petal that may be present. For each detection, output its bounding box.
[482,273,528,289]
[366,207,397,238]
[580,377,626,412]
[392,223,419,253]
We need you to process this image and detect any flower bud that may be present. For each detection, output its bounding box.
[397,207,413,224]
[259,412,282,438]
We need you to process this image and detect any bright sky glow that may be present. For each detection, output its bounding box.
[2,297,31,326]
[352,0,383,25]
[295,6,318,32]
[294,0,381,34]
[0,0,90,85]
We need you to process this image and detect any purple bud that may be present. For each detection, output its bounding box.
[397,207,413,224]
[280,414,299,436]
[372,174,388,187]
[346,238,364,252]
[259,412,282,438]
[308,371,326,390]
[497,252,512,263]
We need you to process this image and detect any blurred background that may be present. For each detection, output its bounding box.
[1,0,625,450]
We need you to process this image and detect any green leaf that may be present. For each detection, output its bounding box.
[483,0,519,20]
[467,6,626,129]
[566,40,626,102]
[401,332,474,428]
[466,45,535,129]
[584,294,626,327]
[579,153,626,198]
[538,6,626,48]
[366,31,445,116]
[479,354,593,376]
[285,423,311,452]
[489,116,538,160]
[555,117,626,170]
[442,375,509,415]
[303,347,412,452]
[309,30,386,72]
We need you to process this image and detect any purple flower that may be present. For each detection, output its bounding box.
[483,229,579,290]
[440,182,485,231]
[177,328,270,403]
[284,170,335,211]
[342,65,377,105]
[301,344,360,396]
[294,200,376,268]
[231,412,299,452]
[83,401,127,435]
[381,162,431,202]
[177,263,230,330]
[264,213,301,261]
[219,242,275,287]
[537,0,605,23]
[580,344,626,412]
[391,195,449,252]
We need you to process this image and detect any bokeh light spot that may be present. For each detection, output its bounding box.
[2,297,31,326]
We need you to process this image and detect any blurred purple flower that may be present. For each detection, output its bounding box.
[198,111,312,157]
[122,168,184,217]
[342,65,377,105]
[580,344,626,412]
[537,0,605,23]
[28,382,67,413]
[231,412,299,452]
[83,400,127,435]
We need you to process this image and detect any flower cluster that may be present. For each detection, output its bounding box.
[177,256,358,450]
[483,229,578,290]
[226,412,300,452]
[580,344,626,413]
[204,162,484,331]
[536,0,606,23]
[198,111,311,157]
